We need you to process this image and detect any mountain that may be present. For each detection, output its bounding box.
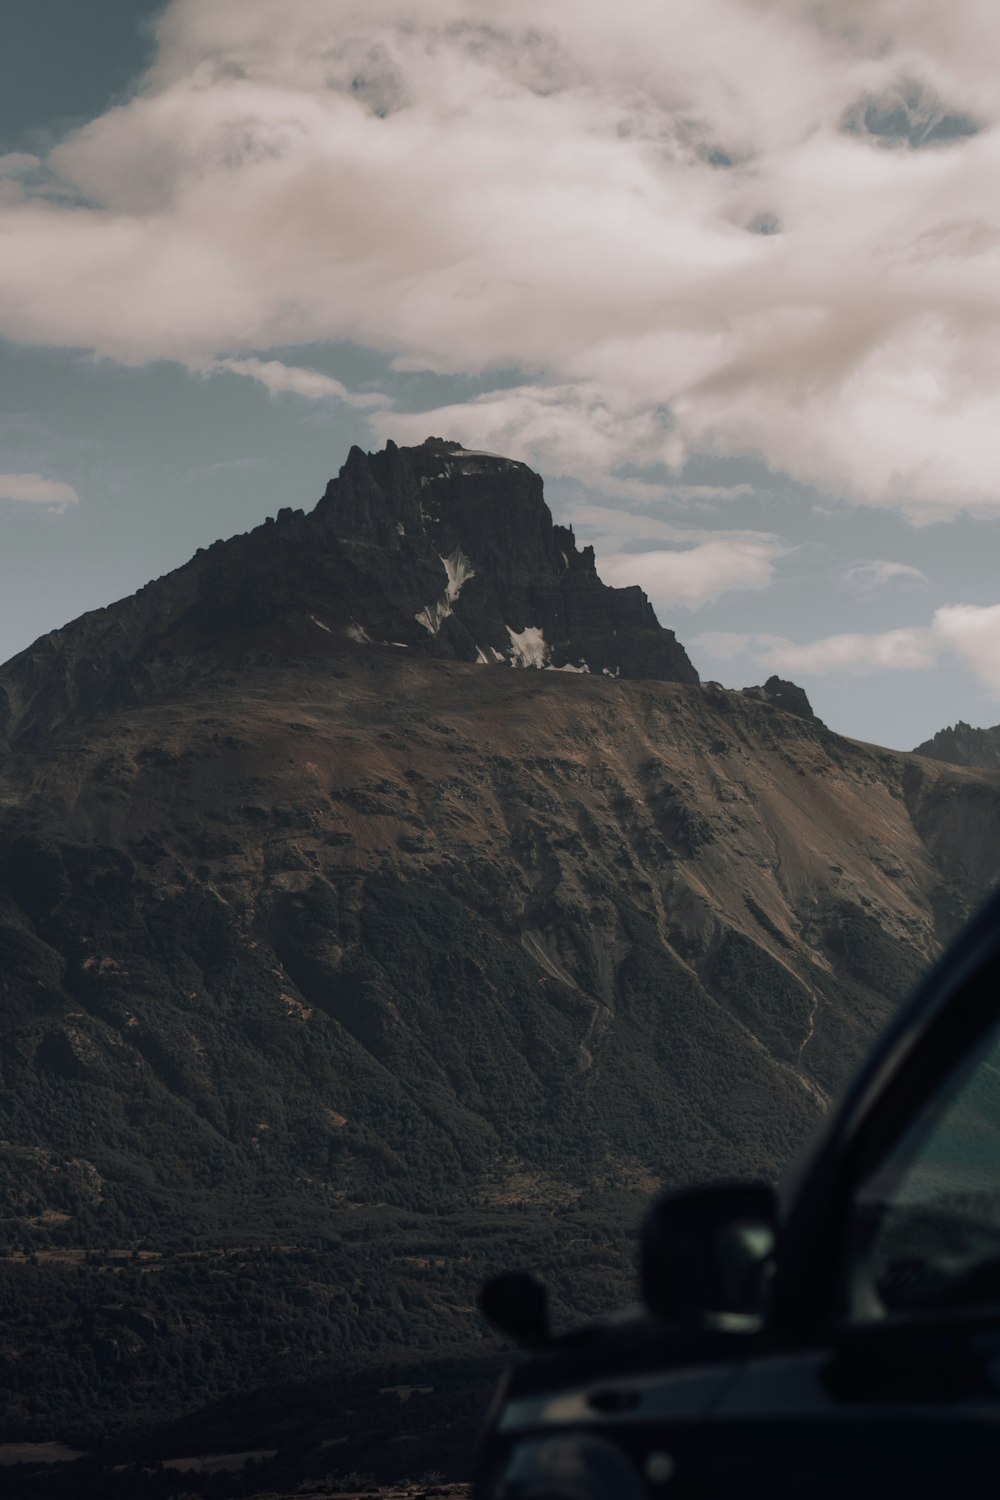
[913,719,1000,772]
[0,438,694,753]
[742,674,821,724]
[1,438,1000,1456]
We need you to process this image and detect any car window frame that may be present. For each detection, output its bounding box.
[845,1015,1000,1324]
[772,888,1000,1333]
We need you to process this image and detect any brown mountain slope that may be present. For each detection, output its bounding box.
[3,648,998,1227]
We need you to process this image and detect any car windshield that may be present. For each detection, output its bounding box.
[853,1020,1000,1316]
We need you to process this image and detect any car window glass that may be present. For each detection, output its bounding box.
[850,1021,1000,1319]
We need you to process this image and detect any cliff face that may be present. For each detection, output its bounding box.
[316,438,698,683]
[1,440,999,1442]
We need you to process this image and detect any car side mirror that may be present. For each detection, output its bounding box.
[479,1271,551,1349]
[641,1182,778,1326]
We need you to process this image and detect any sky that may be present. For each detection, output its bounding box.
[2,1,1000,750]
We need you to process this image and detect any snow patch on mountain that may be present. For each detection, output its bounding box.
[416,549,475,635]
[415,598,452,635]
[507,625,549,669]
[441,549,475,604]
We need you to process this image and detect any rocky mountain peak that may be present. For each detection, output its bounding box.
[311,437,697,681]
[912,719,1000,771]
[0,439,697,749]
[742,674,820,723]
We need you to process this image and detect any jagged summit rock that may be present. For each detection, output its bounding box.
[913,720,1000,771]
[742,675,820,724]
[0,438,696,750]
[316,437,697,680]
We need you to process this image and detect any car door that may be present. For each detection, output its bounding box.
[699,1006,1000,1499]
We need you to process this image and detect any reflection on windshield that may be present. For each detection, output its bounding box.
[856,1027,1000,1314]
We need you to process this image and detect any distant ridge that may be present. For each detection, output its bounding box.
[913,720,1000,771]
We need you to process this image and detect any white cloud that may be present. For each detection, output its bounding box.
[182,455,268,485]
[572,504,777,549]
[1,2,1000,511]
[846,559,927,588]
[558,501,787,607]
[932,603,1000,693]
[599,538,787,609]
[374,385,676,480]
[696,603,1000,695]
[762,627,939,674]
[208,357,390,407]
[568,476,755,507]
[664,484,755,504]
[695,626,940,673]
[0,473,79,506]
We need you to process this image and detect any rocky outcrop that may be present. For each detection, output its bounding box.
[913,720,1000,771]
[742,674,820,723]
[315,438,698,683]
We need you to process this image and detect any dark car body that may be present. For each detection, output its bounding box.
[476,888,1000,1498]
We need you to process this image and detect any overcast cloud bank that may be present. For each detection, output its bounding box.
[1,0,999,518]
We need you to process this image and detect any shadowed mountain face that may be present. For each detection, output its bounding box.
[0,438,694,753]
[1,440,999,1444]
[914,720,1000,772]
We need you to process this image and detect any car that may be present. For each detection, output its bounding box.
[475,886,1000,1498]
